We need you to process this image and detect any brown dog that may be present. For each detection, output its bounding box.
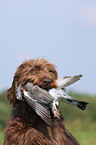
[4,58,79,145]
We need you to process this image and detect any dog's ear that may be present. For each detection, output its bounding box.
[7,76,18,107]
[7,62,27,107]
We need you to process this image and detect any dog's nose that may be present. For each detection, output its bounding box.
[42,78,51,87]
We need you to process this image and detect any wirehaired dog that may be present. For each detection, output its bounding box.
[4,58,79,145]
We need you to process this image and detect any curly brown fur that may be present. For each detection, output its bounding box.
[4,58,79,145]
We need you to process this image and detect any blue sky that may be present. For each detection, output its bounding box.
[0,0,96,95]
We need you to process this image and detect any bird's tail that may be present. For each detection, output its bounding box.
[64,98,89,110]
[60,93,89,110]
[77,101,89,110]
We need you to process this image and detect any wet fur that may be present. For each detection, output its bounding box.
[4,58,79,145]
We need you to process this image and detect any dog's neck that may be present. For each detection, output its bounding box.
[11,101,49,127]
[11,100,64,128]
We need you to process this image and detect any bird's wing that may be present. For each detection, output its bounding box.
[56,74,82,88]
[22,83,54,125]
[16,85,23,100]
[22,89,53,126]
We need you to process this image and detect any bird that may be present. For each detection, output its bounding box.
[16,75,89,126]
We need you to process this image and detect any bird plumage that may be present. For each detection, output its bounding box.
[16,74,89,126]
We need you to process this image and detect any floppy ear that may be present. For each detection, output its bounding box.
[7,76,18,107]
[7,61,27,107]
[7,61,25,107]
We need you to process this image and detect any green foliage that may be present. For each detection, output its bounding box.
[0,91,96,145]
[0,91,12,130]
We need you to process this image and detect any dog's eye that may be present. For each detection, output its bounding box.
[32,68,37,72]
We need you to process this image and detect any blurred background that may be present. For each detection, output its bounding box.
[0,0,96,144]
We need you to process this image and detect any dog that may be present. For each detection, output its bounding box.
[4,58,79,145]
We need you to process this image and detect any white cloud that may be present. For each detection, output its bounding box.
[78,5,96,27]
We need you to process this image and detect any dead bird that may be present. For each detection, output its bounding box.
[16,75,89,125]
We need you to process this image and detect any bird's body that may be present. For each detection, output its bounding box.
[49,88,88,112]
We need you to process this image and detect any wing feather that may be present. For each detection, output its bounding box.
[56,75,82,88]
[23,86,53,126]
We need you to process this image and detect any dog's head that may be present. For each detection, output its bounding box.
[7,58,58,107]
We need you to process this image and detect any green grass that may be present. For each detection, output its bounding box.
[0,131,3,145]
[65,120,96,145]
[59,92,96,145]
[0,91,96,145]
[69,130,96,145]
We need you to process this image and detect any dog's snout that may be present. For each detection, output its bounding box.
[42,78,51,86]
